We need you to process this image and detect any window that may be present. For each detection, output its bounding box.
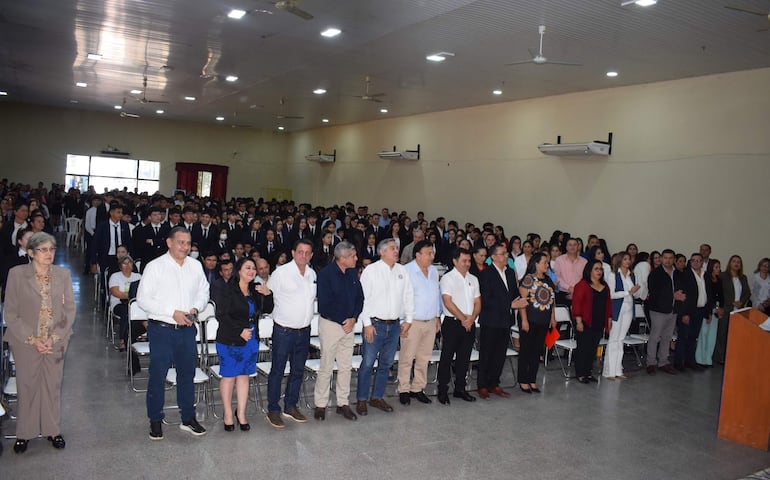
[65,154,160,194]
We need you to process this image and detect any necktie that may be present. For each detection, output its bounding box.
[268,242,272,253]
[369,246,374,256]
[324,246,328,254]
[188,225,192,232]
[154,226,159,235]
[203,227,208,238]
[113,225,119,253]
[252,231,257,243]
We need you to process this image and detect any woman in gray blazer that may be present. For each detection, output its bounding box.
[4,232,75,453]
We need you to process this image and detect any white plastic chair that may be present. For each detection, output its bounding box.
[128,300,150,392]
[64,217,82,249]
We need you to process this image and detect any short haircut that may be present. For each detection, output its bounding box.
[451,247,471,262]
[413,239,433,258]
[168,225,190,240]
[293,237,314,251]
[377,238,396,254]
[109,202,122,212]
[27,231,56,251]
[333,240,356,260]
[661,248,676,256]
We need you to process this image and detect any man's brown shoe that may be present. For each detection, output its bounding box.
[477,387,490,400]
[336,405,358,421]
[314,407,326,421]
[369,398,394,412]
[355,400,368,416]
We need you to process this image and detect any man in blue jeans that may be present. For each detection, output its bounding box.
[356,238,415,415]
[137,227,210,440]
[265,238,317,428]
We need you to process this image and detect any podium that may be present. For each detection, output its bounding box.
[717,308,770,450]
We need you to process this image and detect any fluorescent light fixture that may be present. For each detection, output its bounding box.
[635,0,657,6]
[606,71,619,77]
[321,118,330,123]
[313,88,327,95]
[225,75,239,82]
[426,52,455,62]
[0,91,7,96]
[87,53,102,60]
[216,116,225,121]
[130,89,142,95]
[114,105,122,110]
[228,9,247,19]
[156,109,164,114]
[492,89,503,95]
[75,82,87,88]
[321,27,341,38]
[184,96,196,101]
[70,99,79,104]
[380,108,388,113]
[277,126,285,131]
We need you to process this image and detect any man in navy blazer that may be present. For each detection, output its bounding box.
[477,243,528,399]
[90,202,134,274]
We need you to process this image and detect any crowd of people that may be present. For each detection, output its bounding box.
[2,179,769,449]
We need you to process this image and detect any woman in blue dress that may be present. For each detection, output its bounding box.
[216,257,273,431]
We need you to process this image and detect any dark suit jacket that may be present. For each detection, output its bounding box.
[478,265,519,328]
[365,225,386,243]
[191,222,217,252]
[674,268,698,317]
[648,267,676,314]
[91,220,134,267]
[133,223,169,263]
[215,280,274,346]
[258,240,282,259]
[720,272,751,313]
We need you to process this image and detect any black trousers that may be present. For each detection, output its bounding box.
[575,325,603,378]
[437,318,475,394]
[477,326,510,389]
[517,322,548,384]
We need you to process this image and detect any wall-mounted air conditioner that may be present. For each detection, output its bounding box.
[376,144,420,160]
[306,149,336,163]
[538,133,613,156]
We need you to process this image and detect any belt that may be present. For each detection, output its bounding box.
[274,322,311,331]
[444,316,457,321]
[149,319,191,330]
[414,318,436,322]
[372,317,399,324]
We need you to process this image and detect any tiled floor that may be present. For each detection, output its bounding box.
[1,244,768,479]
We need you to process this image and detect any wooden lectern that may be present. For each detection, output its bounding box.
[717,308,770,450]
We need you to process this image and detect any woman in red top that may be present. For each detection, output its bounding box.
[571,260,612,383]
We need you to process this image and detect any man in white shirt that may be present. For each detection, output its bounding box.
[266,238,317,429]
[356,238,415,416]
[137,227,210,440]
[398,240,441,405]
[438,247,481,405]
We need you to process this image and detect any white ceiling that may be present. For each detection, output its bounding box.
[1,0,769,131]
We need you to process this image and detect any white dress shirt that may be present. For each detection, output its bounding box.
[608,269,638,311]
[359,260,415,326]
[136,252,210,324]
[440,268,480,316]
[268,259,317,328]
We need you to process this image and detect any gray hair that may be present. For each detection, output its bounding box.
[334,240,357,260]
[27,232,56,252]
[118,255,134,265]
[377,238,396,254]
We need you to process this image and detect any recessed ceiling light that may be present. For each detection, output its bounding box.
[215,116,225,121]
[380,108,388,114]
[87,53,102,60]
[606,71,619,77]
[228,9,247,19]
[156,109,164,114]
[320,27,341,38]
[492,89,503,95]
[321,118,329,123]
[75,82,87,88]
[69,99,79,104]
[634,0,657,6]
[114,105,122,110]
[277,126,285,131]
[313,88,327,95]
[184,96,196,101]
[426,52,455,62]
[130,89,142,95]
[225,75,239,82]
[0,91,7,96]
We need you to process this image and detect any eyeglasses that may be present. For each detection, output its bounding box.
[35,247,56,253]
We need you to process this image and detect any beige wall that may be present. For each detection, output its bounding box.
[0,103,289,199]
[286,67,770,268]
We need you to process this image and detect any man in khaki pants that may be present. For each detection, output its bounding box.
[398,240,441,405]
[313,241,363,421]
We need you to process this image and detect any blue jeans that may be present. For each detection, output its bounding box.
[357,320,400,401]
[267,324,310,413]
[146,322,197,422]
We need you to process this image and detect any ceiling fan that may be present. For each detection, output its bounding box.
[352,76,386,102]
[506,25,582,66]
[118,98,140,118]
[269,1,314,20]
[275,97,304,120]
[130,76,169,104]
[724,5,770,31]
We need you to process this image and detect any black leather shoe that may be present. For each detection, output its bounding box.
[453,390,476,402]
[437,392,450,405]
[399,392,411,405]
[14,439,28,454]
[47,435,66,449]
[411,391,432,404]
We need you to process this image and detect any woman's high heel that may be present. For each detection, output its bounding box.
[519,385,532,394]
[224,422,235,432]
[237,414,250,431]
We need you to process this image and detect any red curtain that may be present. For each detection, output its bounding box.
[175,163,229,200]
